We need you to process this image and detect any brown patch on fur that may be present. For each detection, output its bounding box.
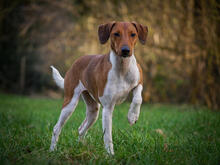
[62,54,112,108]
[82,91,99,111]
[137,63,143,85]
[82,53,112,101]
[62,56,94,108]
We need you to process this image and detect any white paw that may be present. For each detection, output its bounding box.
[49,144,57,152]
[106,147,114,155]
[128,112,138,125]
[105,142,114,155]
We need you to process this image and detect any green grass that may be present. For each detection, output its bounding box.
[0,93,219,165]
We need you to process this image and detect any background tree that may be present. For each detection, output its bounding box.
[0,0,219,109]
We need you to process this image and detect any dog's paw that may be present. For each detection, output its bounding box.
[128,112,138,125]
[49,145,57,152]
[106,146,114,155]
[78,136,87,145]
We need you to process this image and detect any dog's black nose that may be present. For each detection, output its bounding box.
[121,46,130,57]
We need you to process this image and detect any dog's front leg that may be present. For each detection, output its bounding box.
[102,105,115,155]
[128,84,143,125]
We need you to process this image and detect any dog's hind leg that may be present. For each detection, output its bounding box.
[50,82,84,151]
[78,91,100,141]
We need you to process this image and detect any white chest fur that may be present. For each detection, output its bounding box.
[100,51,140,107]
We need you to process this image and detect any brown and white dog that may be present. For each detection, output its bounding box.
[50,21,148,155]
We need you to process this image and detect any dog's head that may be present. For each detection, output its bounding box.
[98,21,148,58]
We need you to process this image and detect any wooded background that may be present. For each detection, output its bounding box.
[0,0,219,109]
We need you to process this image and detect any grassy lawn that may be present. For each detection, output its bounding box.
[0,93,219,165]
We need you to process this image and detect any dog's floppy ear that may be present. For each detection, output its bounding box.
[132,22,148,44]
[98,22,116,44]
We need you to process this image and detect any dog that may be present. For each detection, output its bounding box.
[50,21,148,155]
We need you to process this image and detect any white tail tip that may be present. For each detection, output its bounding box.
[50,65,64,89]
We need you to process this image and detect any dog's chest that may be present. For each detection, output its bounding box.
[100,55,139,106]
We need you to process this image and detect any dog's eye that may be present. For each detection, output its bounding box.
[114,32,120,37]
[131,33,136,37]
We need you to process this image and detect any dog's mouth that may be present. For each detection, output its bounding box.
[121,54,130,58]
[115,49,131,58]
[121,52,131,58]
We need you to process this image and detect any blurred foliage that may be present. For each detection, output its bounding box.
[0,0,219,109]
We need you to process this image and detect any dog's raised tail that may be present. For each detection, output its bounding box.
[50,66,64,89]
